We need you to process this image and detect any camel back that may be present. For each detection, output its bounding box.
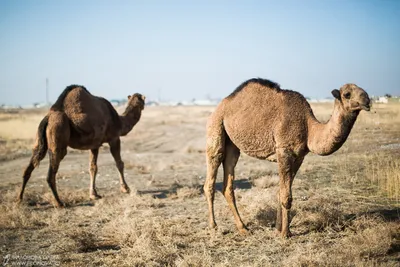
[51,85,90,112]
[227,78,281,99]
[50,85,122,129]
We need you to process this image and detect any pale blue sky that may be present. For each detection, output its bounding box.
[1,0,399,105]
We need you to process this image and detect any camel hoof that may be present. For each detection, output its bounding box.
[120,185,130,194]
[280,230,293,239]
[90,194,102,200]
[55,202,65,208]
[209,222,217,230]
[238,226,250,236]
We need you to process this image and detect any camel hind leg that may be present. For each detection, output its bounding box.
[46,112,69,207]
[204,114,226,229]
[18,115,49,203]
[222,138,247,234]
[18,159,37,202]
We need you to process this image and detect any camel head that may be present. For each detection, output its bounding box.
[127,93,146,110]
[331,84,371,113]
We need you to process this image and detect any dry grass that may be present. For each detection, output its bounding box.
[366,154,400,201]
[0,104,399,266]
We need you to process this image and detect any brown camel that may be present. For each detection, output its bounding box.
[18,85,145,207]
[204,78,370,238]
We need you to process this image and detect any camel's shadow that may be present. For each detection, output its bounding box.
[345,208,400,222]
[137,178,253,199]
[28,200,95,210]
[215,179,253,192]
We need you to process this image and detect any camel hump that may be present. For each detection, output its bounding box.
[227,78,281,99]
[51,85,89,112]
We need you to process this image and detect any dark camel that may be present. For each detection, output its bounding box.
[18,85,145,207]
[204,78,370,237]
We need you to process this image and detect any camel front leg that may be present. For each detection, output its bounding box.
[109,139,130,193]
[276,149,304,238]
[89,148,101,200]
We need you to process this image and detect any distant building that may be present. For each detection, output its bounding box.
[375,97,389,104]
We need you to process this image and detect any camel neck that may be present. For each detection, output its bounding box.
[120,106,142,136]
[307,100,359,156]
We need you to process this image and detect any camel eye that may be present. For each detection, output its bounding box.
[344,92,351,99]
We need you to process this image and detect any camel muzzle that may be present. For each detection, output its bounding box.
[361,104,371,111]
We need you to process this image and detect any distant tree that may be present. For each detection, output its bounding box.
[384,94,392,98]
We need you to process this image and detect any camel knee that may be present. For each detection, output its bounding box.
[280,194,293,210]
[222,184,234,200]
[46,178,55,189]
[223,191,234,201]
[206,137,224,163]
[116,160,124,170]
[89,164,97,174]
[207,151,224,165]
[22,163,35,179]
[203,182,215,198]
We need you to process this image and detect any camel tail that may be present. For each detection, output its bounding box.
[32,115,49,166]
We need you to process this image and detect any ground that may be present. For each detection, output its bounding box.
[0,104,399,266]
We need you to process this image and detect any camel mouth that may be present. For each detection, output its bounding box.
[361,105,370,111]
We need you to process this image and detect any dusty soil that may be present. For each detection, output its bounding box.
[0,105,399,266]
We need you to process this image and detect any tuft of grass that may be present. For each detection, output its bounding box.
[293,195,346,233]
[252,174,279,189]
[335,153,400,201]
[365,154,400,201]
[176,186,202,199]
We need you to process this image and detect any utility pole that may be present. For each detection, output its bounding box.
[46,78,49,105]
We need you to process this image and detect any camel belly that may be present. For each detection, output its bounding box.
[68,126,108,150]
[242,149,277,162]
[224,123,276,161]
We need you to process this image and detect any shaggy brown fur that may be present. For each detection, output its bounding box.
[18,85,145,207]
[204,78,370,237]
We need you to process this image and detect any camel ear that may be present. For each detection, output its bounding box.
[127,95,131,100]
[331,89,341,100]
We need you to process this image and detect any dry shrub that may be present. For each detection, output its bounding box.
[64,228,99,253]
[61,190,91,205]
[105,215,183,266]
[174,245,213,267]
[365,154,400,201]
[19,189,90,208]
[235,188,277,227]
[327,217,397,266]
[293,195,346,232]
[124,162,150,174]
[176,186,202,199]
[283,215,398,267]
[0,203,44,229]
[186,146,205,154]
[0,190,45,229]
[252,174,279,189]
[336,153,400,201]
[124,192,165,209]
